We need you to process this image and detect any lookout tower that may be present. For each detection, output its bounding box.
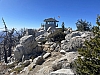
[43,18,59,31]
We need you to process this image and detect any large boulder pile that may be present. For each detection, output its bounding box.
[35,30,45,37]
[43,41,54,51]
[49,42,58,51]
[20,35,37,54]
[35,27,45,37]
[61,31,93,52]
[35,31,51,42]
[10,28,94,75]
[14,35,42,61]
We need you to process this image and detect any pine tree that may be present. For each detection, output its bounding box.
[73,16,100,75]
[62,22,65,32]
[76,19,92,31]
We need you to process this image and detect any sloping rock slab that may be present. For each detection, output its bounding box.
[43,52,51,59]
[33,56,44,65]
[50,69,75,75]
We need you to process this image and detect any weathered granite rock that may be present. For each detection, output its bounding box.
[20,35,34,44]
[33,56,44,65]
[65,52,79,63]
[52,43,57,47]
[14,44,24,60]
[52,56,68,71]
[55,44,60,52]
[45,41,54,45]
[61,31,93,52]
[61,40,68,44]
[20,62,36,75]
[52,61,62,71]
[60,50,66,54]
[43,52,51,59]
[65,31,81,41]
[14,35,38,61]
[22,35,37,49]
[43,41,54,51]
[61,41,71,52]
[10,71,17,75]
[50,47,54,51]
[50,43,57,51]
[50,69,75,75]
[64,28,72,35]
[35,34,45,42]
[20,35,37,54]
[66,37,83,51]
[34,66,53,75]
[33,45,43,53]
[35,29,45,37]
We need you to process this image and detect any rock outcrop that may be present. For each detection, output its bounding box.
[14,35,42,61]
[35,34,45,42]
[43,52,51,59]
[33,56,44,65]
[61,31,93,52]
[9,28,94,75]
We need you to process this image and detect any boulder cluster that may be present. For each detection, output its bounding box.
[61,30,93,52]
[2,27,94,75]
[14,34,43,61]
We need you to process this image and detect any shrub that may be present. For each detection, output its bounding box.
[48,29,66,43]
[12,66,23,73]
[7,61,19,69]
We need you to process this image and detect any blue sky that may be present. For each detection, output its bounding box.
[0,0,100,30]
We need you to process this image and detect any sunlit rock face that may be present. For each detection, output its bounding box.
[12,29,94,75]
[35,34,45,42]
[61,31,93,52]
[50,69,75,75]
[14,35,41,61]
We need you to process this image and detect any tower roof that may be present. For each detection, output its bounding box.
[44,18,59,22]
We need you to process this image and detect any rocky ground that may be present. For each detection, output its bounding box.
[19,51,78,75]
[0,28,94,75]
[28,52,63,75]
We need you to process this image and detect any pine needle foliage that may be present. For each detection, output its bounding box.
[76,19,92,31]
[73,16,100,75]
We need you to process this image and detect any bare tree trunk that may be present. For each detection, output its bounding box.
[8,37,12,57]
[4,39,7,63]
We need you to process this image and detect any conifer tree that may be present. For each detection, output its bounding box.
[62,22,65,32]
[76,19,92,31]
[73,16,100,75]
